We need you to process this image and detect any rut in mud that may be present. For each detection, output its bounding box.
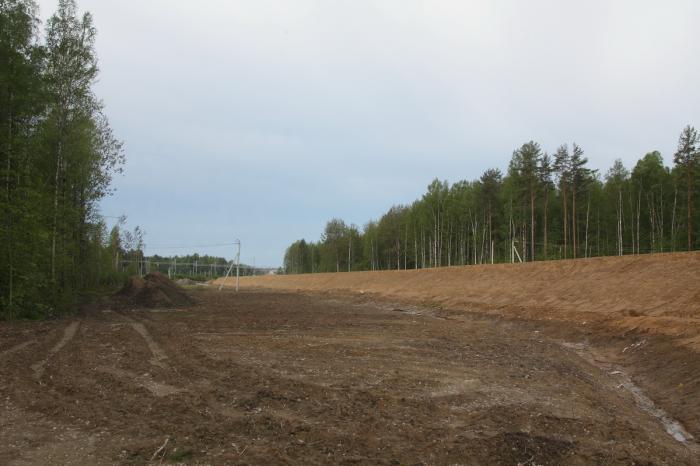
[0,288,699,465]
[30,321,81,380]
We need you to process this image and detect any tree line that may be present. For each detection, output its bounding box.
[1,0,125,318]
[284,127,700,274]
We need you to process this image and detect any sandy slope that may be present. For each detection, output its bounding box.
[218,251,700,351]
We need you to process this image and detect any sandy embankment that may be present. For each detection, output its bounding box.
[216,252,700,351]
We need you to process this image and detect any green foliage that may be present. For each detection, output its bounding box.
[0,0,125,319]
[673,125,700,250]
[284,128,699,273]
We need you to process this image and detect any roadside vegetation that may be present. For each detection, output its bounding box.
[285,130,699,273]
[1,0,126,318]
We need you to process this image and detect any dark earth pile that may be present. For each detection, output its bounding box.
[116,272,194,308]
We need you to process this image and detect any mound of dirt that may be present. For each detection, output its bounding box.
[116,272,194,308]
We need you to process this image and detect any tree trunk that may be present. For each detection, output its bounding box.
[687,168,693,251]
[51,142,62,283]
[672,187,677,252]
[584,199,590,258]
[488,204,492,264]
[530,186,536,261]
[572,183,577,259]
[5,96,13,310]
[414,227,418,269]
[618,189,623,256]
[404,224,408,270]
[509,206,513,263]
[649,193,655,252]
[636,190,641,254]
[562,183,568,259]
[597,209,600,256]
[543,190,549,260]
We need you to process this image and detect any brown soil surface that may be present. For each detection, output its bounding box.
[221,252,700,352]
[116,272,194,309]
[1,286,699,464]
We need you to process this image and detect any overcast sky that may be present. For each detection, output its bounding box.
[37,0,700,266]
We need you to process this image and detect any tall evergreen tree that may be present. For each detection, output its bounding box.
[510,141,542,261]
[553,145,571,258]
[538,153,554,259]
[479,169,501,263]
[570,144,593,258]
[673,125,699,250]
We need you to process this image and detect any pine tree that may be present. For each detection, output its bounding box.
[479,169,502,263]
[553,145,571,258]
[511,141,542,261]
[570,144,593,258]
[673,125,699,251]
[538,153,554,259]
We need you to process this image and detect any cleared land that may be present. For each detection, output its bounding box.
[0,254,698,465]
[224,252,700,351]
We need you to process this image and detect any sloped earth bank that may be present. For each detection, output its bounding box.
[0,288,698,464]
[222,252,700,351]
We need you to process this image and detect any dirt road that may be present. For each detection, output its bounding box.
[1,288,698,464]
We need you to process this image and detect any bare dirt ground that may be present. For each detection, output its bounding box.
[1,285,699,465]
[224,252,700,352]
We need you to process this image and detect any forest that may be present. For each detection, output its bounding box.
[0,0,130,318]
[3,1,699,317]
[284,128,700,274]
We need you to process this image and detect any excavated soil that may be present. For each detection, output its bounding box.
[116,272,194,309]
[1,287,699,465]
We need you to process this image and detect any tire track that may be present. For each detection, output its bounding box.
[95,366,186,397]
[0,341,36,359]
[31,321,81,380]
[117,314,169,369]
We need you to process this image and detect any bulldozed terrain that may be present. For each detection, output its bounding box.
[226,252,700,352]
[1,253,699,464]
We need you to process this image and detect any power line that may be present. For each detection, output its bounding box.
[118,259,277,269]
[145,242,239,249]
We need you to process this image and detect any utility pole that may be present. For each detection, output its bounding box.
[219,239,241,292]
[235,240,240,292]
